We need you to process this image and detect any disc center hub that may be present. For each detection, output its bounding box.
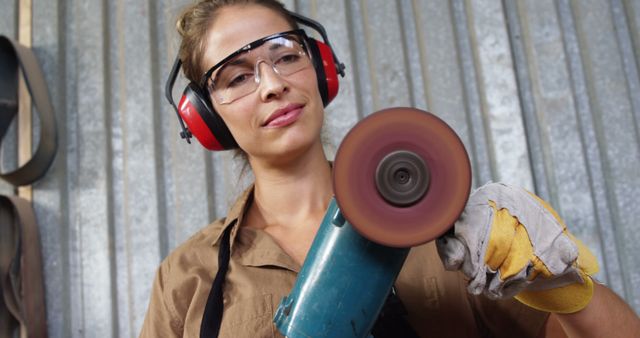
[375,150,430,207]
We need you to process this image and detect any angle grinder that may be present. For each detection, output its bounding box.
[274,107,472,337]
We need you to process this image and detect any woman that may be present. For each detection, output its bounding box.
[140,1,640,337]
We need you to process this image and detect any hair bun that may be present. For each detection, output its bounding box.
[175,11,189,38]
[174,0,296,82]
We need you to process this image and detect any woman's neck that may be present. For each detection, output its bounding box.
[246,141,333,230]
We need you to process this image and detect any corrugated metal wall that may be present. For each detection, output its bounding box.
[1,0,638,337]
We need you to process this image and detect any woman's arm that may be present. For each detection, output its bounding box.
[541,283,640,338]
[139,264,183,338]
[436,183,640,337]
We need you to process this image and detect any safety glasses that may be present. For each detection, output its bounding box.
[201,29,313,105]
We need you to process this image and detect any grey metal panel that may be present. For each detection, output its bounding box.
[64,0,114,337]
[572,0,640,311]
[398,1,427,110]
[503,0,550,200]
[31,1,71,337]
[301,0,360,159]
[0,0,16,35]
[358,0,412,111]
[624,0,640,78]
[506,0,610,288]
[346,0,373,121]
[408,0,472,173]
[466,0,534,190]
[152,0,173,260]
[0,1,639,337]
[556,0,628,296]
[107,0,163,335]
[161,0,218,251]
[613,0,640,144]
[451,0,494,187]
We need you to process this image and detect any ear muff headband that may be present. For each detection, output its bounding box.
[165,10,346,151]
[287,11,344,106]
[165,57,193,142]
[286,11,345,78]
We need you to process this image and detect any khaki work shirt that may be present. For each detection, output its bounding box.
[140,186,549,337]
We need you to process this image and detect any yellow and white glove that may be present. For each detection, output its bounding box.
[436,182,599,313]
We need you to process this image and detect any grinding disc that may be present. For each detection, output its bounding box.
[333,107,471,248]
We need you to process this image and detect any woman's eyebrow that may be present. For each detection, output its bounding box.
[225,56,253,67]
[269,43,285,51]
[212,56,252,79]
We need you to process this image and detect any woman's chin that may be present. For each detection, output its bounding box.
[251,135,322,164]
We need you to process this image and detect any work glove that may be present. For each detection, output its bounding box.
[436,182,599,313]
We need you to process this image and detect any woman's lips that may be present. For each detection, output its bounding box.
[263,104,304,128]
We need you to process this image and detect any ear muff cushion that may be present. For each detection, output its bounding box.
[306,38,340,106]
[178,83,238,151]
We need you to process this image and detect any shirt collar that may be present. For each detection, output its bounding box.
[207,183,300,272]
[209,184,254,249]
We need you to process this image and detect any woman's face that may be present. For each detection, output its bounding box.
[202,5,325,163]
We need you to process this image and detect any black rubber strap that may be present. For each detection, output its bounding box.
[0,195,48,338]
[200,222,234,338]
[0,36,57,187]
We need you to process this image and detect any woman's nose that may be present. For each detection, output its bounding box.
[256,61,288,101]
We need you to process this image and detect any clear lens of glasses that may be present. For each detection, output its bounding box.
[207,34,312,104]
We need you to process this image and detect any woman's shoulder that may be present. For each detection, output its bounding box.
[143,217,233,336]
[160,185,253,273]
[161,217,228,269]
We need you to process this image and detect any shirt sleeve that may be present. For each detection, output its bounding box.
[468,291,550,338]
[139,262,183,338]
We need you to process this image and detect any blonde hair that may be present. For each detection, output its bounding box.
[176,0,298,83]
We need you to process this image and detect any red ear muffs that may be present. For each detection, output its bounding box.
[165,57,239,151]
[306,38,340,107]
[178,82,237,151]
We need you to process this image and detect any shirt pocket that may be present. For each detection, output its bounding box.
[218,294,276,338]
[421,276,440,310]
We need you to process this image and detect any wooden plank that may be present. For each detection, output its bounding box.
[18,0,32,201]
[18,0,32,335]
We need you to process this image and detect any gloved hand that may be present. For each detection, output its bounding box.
[436,182,599,313]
